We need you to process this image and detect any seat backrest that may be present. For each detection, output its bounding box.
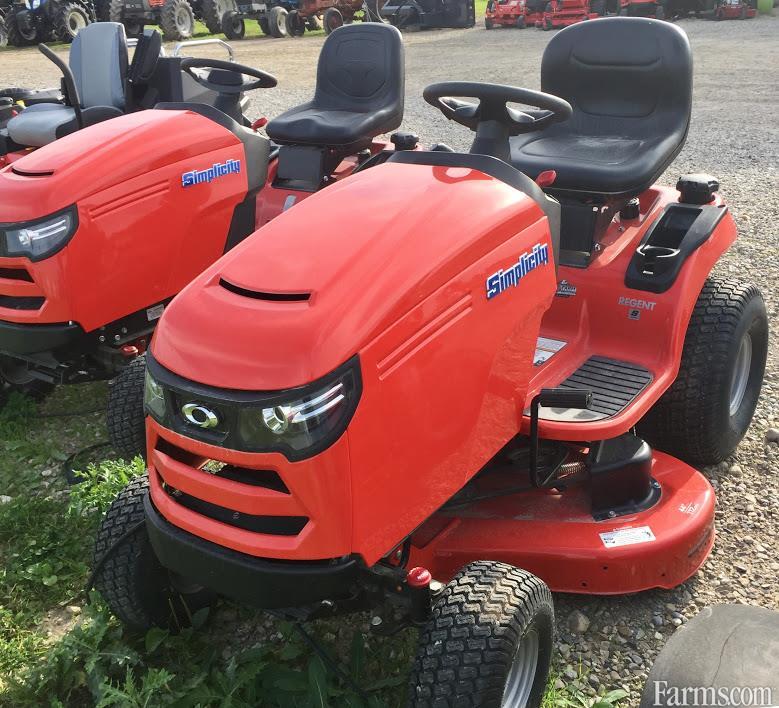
[541,17,692,144]
[69,22,128,110]
[313,23,404,122]
[128,28,162,85]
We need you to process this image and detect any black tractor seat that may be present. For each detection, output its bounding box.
[266,24,404,154]
[510,17,692,200]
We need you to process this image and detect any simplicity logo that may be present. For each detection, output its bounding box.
[182,159,242,188]
[651,681,776,707]
[486,242,549,300]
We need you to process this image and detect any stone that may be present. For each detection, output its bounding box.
[766,428,779,444]
[568,610,591,634]
[0,495,12,504]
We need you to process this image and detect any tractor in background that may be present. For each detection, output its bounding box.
[381,0,475,28]
[4,0,93,44]
[219,0,300,39]
[109,0,238,38]
[713,0,755,18]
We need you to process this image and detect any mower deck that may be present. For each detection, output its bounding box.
[409,451,715,594]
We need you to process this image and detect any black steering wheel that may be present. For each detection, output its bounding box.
[424,82,572,136]
[180,57,277,94]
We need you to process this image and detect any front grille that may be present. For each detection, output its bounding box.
[0,268,33,282]
[202,460,290,494]
[166,487,308,536]
[0,294,44,310]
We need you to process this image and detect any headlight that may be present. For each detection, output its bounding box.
[2,207,78,261]
[238,371,357,456]
[145,354,362,461]
[144,368,166,421]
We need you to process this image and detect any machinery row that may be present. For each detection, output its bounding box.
[0,0,474,45]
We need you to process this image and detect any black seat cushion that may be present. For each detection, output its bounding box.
[510,18,692,198]
[266,24,404,149]
[156,102,270,191]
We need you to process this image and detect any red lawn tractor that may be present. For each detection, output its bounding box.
[536,0,599,29]
[0,24,407,461]
[713,0,755,18]
[93,18,766,707]
[484,0,546,29]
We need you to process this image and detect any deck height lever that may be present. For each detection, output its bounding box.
[529,388,592,487]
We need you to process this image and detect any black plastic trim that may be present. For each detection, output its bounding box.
[0,320,83,355]
[625,204,727,294]
[144,494,361,610]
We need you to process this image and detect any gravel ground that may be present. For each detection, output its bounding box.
[2,15,779,704]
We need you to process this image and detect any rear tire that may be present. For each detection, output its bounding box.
[106,355,147,462]
[485,16,494,27]
[408,561,554,708]
[200,0,233,33]
[53,1,90,42]
[160,0,195,40]
[516,14,526,25]
[93,476,217,632]
[7,12,41,45]
[322,6,343,33]
[638,278,768,466]
[0,13,9,47]
[267,5,288,36]
[108,0,143,35]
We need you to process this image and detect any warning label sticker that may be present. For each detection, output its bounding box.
[533,337,566,366]
[599,526,656,549]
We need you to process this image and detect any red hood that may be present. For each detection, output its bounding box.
[0,110,238,223]
[151,159,546,391]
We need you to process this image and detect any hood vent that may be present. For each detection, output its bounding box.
[11,167,55,177]
[219,278,311,303]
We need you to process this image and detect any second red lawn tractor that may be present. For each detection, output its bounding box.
[93,17,767,707]
[484,0,546,29]
[536,0,598,29]
[0,24,407,460]
[712,0,755,18]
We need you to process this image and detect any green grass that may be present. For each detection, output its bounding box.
[0,385,628,706]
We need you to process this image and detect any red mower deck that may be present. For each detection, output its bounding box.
[410,451,715,595]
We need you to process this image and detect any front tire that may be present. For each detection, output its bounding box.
[408,561,554,708]
[106,355,147,462]
[322,6,343,33]
[285,8,305,35]
[93,476,216,631]
[267,5,288,36]
[638,278,768,466]
[160,0,195,40]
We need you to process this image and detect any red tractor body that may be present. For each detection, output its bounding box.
[485,0,545,28]
[94,19,768,703]
[537,0,598,29]
[714,0,755,18]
